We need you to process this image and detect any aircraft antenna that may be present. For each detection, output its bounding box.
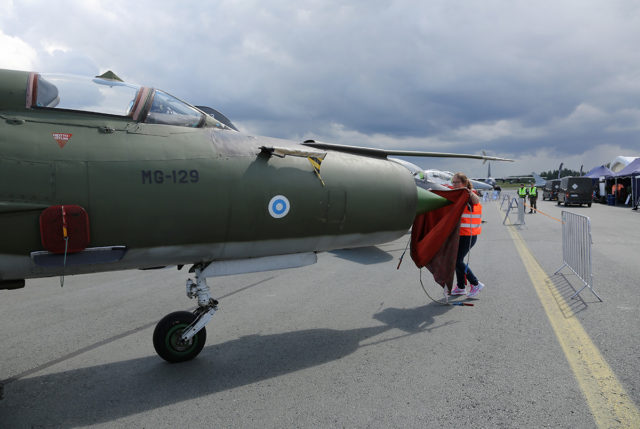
[396,237,411,270]
[95,70,124,82]
[60,206,69,287]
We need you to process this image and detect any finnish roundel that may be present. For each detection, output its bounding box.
[268,195,290,218]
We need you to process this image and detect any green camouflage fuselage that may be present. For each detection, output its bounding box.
[0,69,427,281]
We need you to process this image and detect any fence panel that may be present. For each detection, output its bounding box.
[554,211,602,301]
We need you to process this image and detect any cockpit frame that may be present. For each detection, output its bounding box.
[26,72,207,128]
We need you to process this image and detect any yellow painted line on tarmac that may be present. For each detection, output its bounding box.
[502,210,640,428]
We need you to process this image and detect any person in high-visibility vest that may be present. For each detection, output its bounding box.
[518,183,528,199]
[450,172,485,298]
[528,184,538,213]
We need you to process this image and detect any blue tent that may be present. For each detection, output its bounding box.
[584,165,613,178]
[609,158,640,207]
[613,157,640,177]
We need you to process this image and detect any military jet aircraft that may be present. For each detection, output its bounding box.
[387,158,448,191]
[0,68,512,362]
[472,157,499,188]
[532,172,546,187]
[388,158,493,192]
[423,169,493,191]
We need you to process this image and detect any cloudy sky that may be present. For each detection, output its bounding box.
[1,0,639,177]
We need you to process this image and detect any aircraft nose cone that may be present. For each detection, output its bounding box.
[415,187,450,215]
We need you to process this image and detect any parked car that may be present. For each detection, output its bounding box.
[542,179,560,200]
[557,176,593,207]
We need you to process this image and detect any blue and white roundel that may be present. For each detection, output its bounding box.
[268,195,290,218]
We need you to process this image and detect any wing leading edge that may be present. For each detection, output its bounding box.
[302,140,514,162]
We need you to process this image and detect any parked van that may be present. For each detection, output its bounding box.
[542,179,560,200]
[557,176,593,207]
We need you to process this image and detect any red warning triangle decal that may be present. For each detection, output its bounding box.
[52,133,72,148]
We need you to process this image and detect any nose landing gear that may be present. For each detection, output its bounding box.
[152,265,218,362]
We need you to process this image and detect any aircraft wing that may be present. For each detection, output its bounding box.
[302,140,513,162]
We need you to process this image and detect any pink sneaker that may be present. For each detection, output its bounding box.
[451,286,467,296]
[468,282,485,298]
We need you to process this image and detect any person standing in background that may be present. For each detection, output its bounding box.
[528,184,538,213]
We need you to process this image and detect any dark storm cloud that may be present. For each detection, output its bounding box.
[1,0,639,175]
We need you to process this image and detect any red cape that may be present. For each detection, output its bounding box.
[410,189,470,290]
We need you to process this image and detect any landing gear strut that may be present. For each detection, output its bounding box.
[153,266,218,362]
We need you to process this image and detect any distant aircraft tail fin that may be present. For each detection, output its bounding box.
[532,172,546,186]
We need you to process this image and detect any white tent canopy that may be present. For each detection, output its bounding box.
[609,156,639,172]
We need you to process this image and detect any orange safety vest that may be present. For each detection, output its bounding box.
[460,203,482,236]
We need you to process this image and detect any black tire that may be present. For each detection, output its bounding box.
[588,202,592,207]
[557,200,561,206]
[153,311,206,363]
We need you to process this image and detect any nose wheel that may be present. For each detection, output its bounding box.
[153,311,206,363]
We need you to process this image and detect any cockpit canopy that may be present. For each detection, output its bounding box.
[30,72,207,128]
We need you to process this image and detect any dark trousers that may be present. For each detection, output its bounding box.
[456,235,478,288]
[529,196,537,211]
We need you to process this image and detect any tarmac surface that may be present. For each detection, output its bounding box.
[1,195,639,428]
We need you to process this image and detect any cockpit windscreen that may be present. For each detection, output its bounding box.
[35,73,140,116]
[145,90,203,127]
[33,73,205,128]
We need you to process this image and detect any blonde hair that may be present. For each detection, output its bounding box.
[453,172,473,190]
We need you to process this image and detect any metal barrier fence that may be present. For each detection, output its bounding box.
[500,194,511,210]
[554,211,602,301]
[502,196,525,225]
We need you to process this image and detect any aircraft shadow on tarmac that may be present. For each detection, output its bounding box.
[2,303,452,426]
[329,246,395,264]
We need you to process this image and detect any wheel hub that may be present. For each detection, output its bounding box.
[167,325,194,352]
